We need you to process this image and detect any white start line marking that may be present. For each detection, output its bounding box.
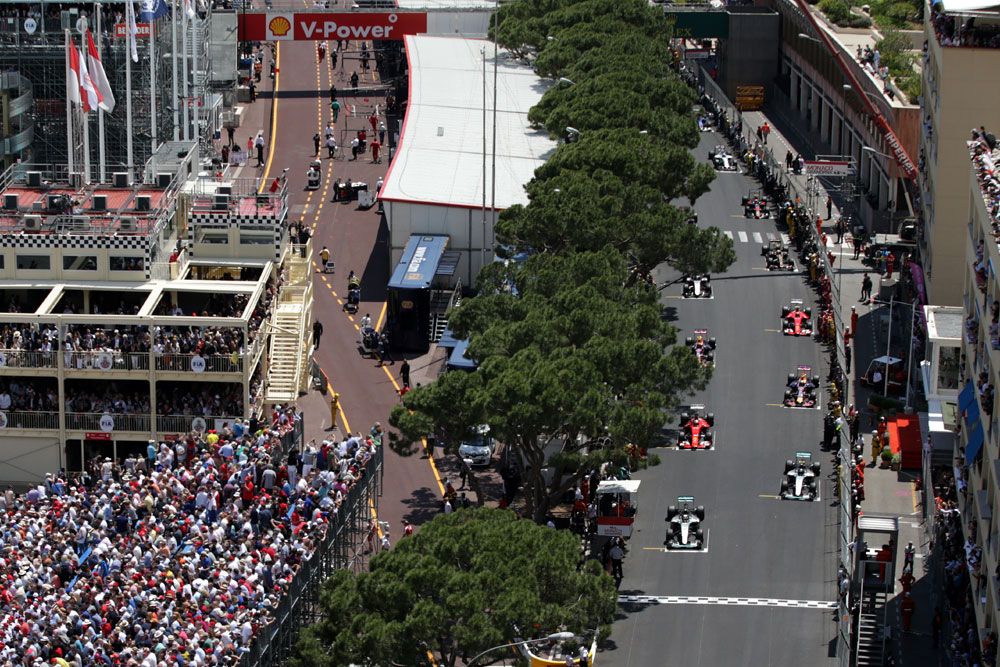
[618,595,837,610]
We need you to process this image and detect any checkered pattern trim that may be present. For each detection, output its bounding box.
[0,235,149,250]
[188,213,282,226]
[618,595,837,610]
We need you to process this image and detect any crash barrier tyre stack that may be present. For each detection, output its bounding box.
[237,445,385,667]
[690,64,853,667]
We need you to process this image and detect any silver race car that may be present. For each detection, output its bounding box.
[780,452,821,501]
[665,496,705,550]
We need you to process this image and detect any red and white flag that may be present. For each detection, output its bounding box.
[76,42,103,113]
[66,35,83,107]
[86,30,115,113]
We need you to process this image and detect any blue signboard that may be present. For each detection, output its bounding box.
[389,234,449,290]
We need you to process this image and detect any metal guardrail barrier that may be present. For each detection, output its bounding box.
[65,412,151,433]
[0,410,59,430]
[66,350,151,372]
[0,349,57,369]
[237,431,383,667]
[155,352,243,374]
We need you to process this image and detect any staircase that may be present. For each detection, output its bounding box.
[265,242,314,405]
[854,586,890,667]
[427,279,462,344]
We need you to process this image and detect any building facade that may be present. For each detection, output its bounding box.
[957,131,1000,635]
[920,0,1000,306]
[0,160,313,483]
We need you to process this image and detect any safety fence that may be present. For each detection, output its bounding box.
[238,443,383,667]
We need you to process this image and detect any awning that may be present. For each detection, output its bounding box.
[939,0,1000,12]
[437,326,461,350]
[436,251,462,277]
[965,399,981,429]
[966,421,986,466]
[448,339,477,370]
[597,480,642,494]
[388,234,450,290]
[959,380,976,412]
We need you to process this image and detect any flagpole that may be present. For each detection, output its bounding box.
[126,34,134,182]
[80,31,90,184]
[96,6,106,182]
[65,29,75,177]
[191,12,199,148]
[171,0,179,141]
[150,18,157,164]
[182,7,189,141]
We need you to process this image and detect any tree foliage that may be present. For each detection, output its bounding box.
[291,508,616,667]
[391,0,735,521]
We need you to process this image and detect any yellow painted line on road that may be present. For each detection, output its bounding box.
[642,547,666,551]
[765,403,785,408]
[375,301,387,330]
[257,43,281,193]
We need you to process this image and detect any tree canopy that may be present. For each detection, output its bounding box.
[291,508,616,667]
[390,0,734,521]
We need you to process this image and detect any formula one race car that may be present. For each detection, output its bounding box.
[741,192,771,219]
[708,145,739,171]
[781,299,813,336]
[784,366,820,408]
[762,239,795,271]
[677,406,714,449]
[665,496,705,550]
[781,452,821,501]
[685,330,716,367]
[682,274,712,298]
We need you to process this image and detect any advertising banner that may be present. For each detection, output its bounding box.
[238,12,427,41]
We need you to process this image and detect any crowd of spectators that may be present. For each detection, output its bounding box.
[935,461,993,666]
[0,378,58,412]
[0,323,59,354]
[157,384,244,418]
[970,129,1000,250]
[932,3,1000,48]
[854,45,895,99]
[0,406,381,666]
[64,386,151,416]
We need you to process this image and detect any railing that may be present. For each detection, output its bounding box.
[156,414,242,435]
[238,443,382,667]
[64,412,151,433]
[0,349,57,369]
[155,352,243,374]
[0,410,58,430]
[65,350,150,372]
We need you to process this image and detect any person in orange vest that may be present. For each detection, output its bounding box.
[875,543,893,580]
[900,592,916,631]
[816,215,823,238]
[851,306,859,337]
[899,569,915,594]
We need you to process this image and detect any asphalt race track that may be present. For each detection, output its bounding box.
[267,39,444,536]
[600,132,839,667]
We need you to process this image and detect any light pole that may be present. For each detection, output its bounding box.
[467,632,576,667]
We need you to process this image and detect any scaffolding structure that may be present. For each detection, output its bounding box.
[0,2,212,178]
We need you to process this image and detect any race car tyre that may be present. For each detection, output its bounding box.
[805,307,812,317]
[784,459,794,473]
[685,337,694,347]
[695,527,704,541]
[810,462,821,474]
[709,337,717,347]
[780,479,790,493]
[695,506,705,520]
[706,413,715,426]
[667,506,677,520]
[811,375,820,385]
[741,197,749,206]
[679,413,689,424]
[786,373,796,385]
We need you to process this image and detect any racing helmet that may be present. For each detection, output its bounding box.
[799,373,808,383]
[696,335,704,345]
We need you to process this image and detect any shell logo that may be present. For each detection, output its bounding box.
[268,16,291,36]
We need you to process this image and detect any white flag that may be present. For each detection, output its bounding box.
[125,0,139,62]
[77,43,102,113]
[86,31,115,113]
[66,34,83,107]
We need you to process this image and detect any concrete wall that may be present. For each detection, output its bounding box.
[921,24,1000,306]
[717,12,781,101]
[426,11,492,37]
[0,435,62,485]
[385,200,496,287]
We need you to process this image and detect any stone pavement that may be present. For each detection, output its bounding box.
[736,105,941,665]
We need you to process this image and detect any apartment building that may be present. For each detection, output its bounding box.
[0,157,313,483]
[921,0,1000,306]
[957,131,1000,635]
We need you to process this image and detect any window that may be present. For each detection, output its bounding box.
[196,228,229,245]
[110,256,144,272]
[938,347,960,389]
[240,230,273,245]
[16,255,50,270]
[63,255,97,271]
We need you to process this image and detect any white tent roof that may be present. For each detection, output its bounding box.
[379,35,558,210]
[596,480,642,495]
[939,0,1000,11]
[396,0,497,7]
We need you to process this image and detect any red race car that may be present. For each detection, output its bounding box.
[678,407,714,449]
[781,300,813,336]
